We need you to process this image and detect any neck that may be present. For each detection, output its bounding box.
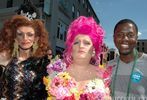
[71,62,90,71]
[119,49,140,63]
[72,59,91,70]
[18,48,31,61]
[119,52,134,63]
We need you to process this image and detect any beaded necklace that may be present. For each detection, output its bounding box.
[112,49,138,99]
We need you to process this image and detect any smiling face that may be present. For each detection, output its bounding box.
[114,23,138,55]
[72,34,94,60]
[16,26,37,50]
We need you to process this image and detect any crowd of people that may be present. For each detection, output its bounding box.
[0,2,147,100]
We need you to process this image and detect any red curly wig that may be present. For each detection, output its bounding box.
[0,15,50,57]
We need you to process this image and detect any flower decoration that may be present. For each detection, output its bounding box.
[44,72,108,99]
[103,66,113,87]
[44,72,77,99]
[46,55,67,78]
[83,79,105,99]
[43,57,111,99]
[85,79,105,93]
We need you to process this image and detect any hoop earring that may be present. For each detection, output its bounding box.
[32,41,38,54]
[92,50,96,57]
[12,40,19,57]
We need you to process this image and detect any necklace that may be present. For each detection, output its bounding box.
[112,49,138,99]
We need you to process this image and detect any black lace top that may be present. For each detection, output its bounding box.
[0,65,5,97]
[0,55,50,100]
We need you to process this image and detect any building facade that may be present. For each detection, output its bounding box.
[0,0,99,55]
[137,39,147,53]
[107,48,118,61]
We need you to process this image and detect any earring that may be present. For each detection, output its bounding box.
[12,40,19,57]
[32,41,38,54]
[92,49,96,57]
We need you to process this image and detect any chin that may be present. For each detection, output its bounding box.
[20,46,32,50]
[119,50,132,55]
[77,55,86,59]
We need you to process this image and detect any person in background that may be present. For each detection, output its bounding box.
[0,5,51,99]
[43,16,111,100]
[108,19,147,99]
[46,47,53,60]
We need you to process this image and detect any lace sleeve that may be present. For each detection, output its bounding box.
[0,65,5,97]
[20,55,50,75]
[0,65,5,78]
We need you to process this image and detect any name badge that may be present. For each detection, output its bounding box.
[131,71,143,83]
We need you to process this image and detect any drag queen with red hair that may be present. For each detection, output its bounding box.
[0,1,51,99]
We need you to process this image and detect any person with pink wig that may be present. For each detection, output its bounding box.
[44,16,111,99]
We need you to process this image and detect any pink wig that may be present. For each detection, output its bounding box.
[63,16,105,66]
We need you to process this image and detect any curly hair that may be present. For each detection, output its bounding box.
[0,15,49,57]
[63,16,105,66]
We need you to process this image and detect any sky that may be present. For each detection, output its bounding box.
[89,0,147,49]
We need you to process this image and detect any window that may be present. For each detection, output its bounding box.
[78,0,80,3]
[88,8,91,16]
[43,0,51,15]
[7,0,13,8]
[137,47,139,51]
[60,24,63,40]
[64,26,67,41]
[85,4,87,9]
[40,0,44,6]
[142,42,144,46]
[142,47,144,52]
[77,10,80,17]
[57,22,60,39]
[137,42,139,46]
[72,5,75,19]
[39,0,44,2]
[57,20,67,41]
[82,0,85,7]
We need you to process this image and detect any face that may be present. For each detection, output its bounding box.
[114,23,138,55]
[72,34,94,60]
[16,26,37,50]
[47,49,53,59]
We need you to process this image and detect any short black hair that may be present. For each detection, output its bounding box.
[114,19,138,34]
